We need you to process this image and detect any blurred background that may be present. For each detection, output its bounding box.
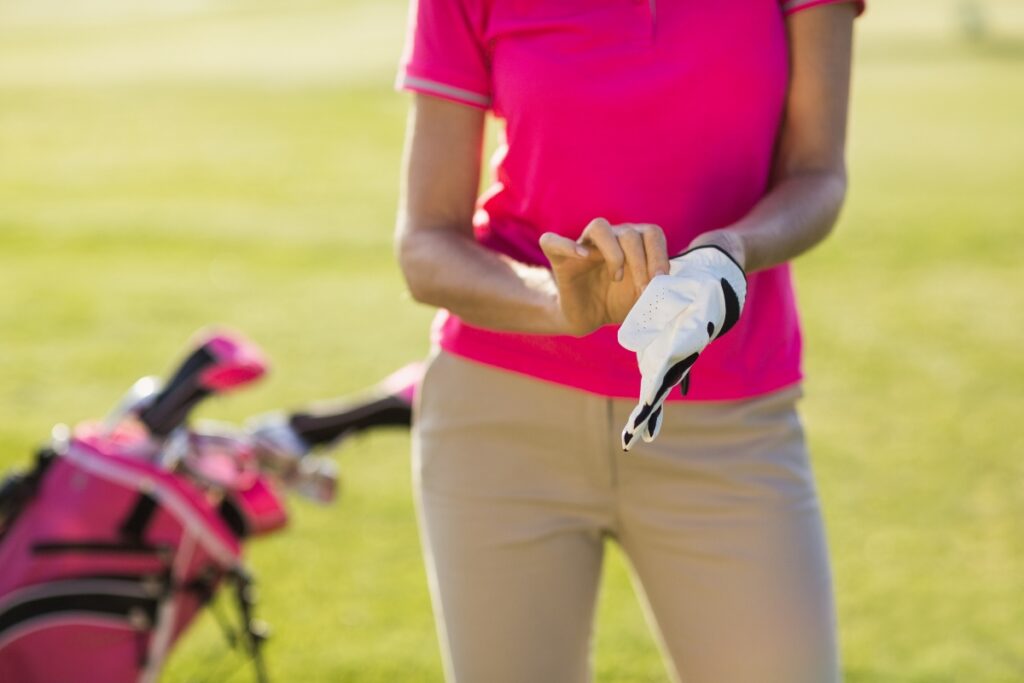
[0,0,1022,680]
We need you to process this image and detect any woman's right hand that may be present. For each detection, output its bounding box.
[539,219,670,337]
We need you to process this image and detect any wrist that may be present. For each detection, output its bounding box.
[686,231,747,272]
[546,296,600,338]
[541,294,575,337]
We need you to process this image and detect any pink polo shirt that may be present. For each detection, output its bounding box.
[397,0,864,401]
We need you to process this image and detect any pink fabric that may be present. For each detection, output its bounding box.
[397,0,863,401]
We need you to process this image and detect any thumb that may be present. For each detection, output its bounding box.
[539,232,589,265]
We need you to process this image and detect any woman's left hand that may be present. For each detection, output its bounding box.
[539,218,670,337]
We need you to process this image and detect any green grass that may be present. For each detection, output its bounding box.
[1,1,1022,680]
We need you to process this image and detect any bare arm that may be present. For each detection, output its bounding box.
[690,3,857,273]
[395,95,569,334]
[396,95,670,337]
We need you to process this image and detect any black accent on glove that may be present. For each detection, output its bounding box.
[632,402,655,431]
[718,278,741,338]
[657,353,698,405]
[632,352,700,431]
[646,406,662,439]
[666,245,744,341]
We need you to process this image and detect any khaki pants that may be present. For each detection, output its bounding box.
[413,352,838,683]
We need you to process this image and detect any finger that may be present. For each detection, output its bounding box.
[637,353,671,407]
[627,349,698,443]
[630,398,660,435]
[539,232,589,262]
[618,274,706,354]
[615,226,649,293]
[621,401,646,451]
[580,218,625,281]
[622,391,667,450]
[630,360,669,435]
[617,276,681,352]
[621,424,637,451]
[638,224,670,278]
[643,405,663,443]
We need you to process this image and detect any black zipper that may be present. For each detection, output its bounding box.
[33,540,167,556]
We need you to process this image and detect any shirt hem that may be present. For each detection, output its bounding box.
[438,337,804,403]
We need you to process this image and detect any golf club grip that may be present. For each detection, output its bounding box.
[288,394,413,448]
[138,345,219,438]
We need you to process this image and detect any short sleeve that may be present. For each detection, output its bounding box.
[396,0,492,110]
[781,0,866,17]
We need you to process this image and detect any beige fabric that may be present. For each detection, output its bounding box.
[413,351,838,683]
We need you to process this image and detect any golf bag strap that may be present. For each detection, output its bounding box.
[0,447,57,541]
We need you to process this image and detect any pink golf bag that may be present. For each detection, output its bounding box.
[0,330,299,683]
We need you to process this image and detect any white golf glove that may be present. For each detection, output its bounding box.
[617,246,747,451]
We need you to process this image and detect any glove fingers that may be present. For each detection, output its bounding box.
[621,425,637,451]
[642,406,663,443]
[638,359,695,444]
[621,394,662,450]
[632,302,707,402]
[621,401,645,451]
[625,355,698,450]
[635,338,696,407]
[622,388,670,450]
[618,401,651,448]
[635,354,670,410]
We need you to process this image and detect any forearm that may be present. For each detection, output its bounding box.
[690,169,846,273]
[693,3,854,273]
[397,226,568,335]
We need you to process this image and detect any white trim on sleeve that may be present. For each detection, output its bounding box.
[782,0,857,13]
[782,0,814,11]
[400,75,491,107]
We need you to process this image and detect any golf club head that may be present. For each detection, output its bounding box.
[138,328,268,438]
[245,416,338,505]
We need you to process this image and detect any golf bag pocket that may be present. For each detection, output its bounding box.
[0,578,159,683]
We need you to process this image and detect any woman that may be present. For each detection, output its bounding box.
[395,1,862,681]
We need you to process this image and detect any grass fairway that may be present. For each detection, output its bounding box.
[1,1,1022,681]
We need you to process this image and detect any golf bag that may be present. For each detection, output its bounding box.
[0,330,286,683]
[0,328,411,682]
